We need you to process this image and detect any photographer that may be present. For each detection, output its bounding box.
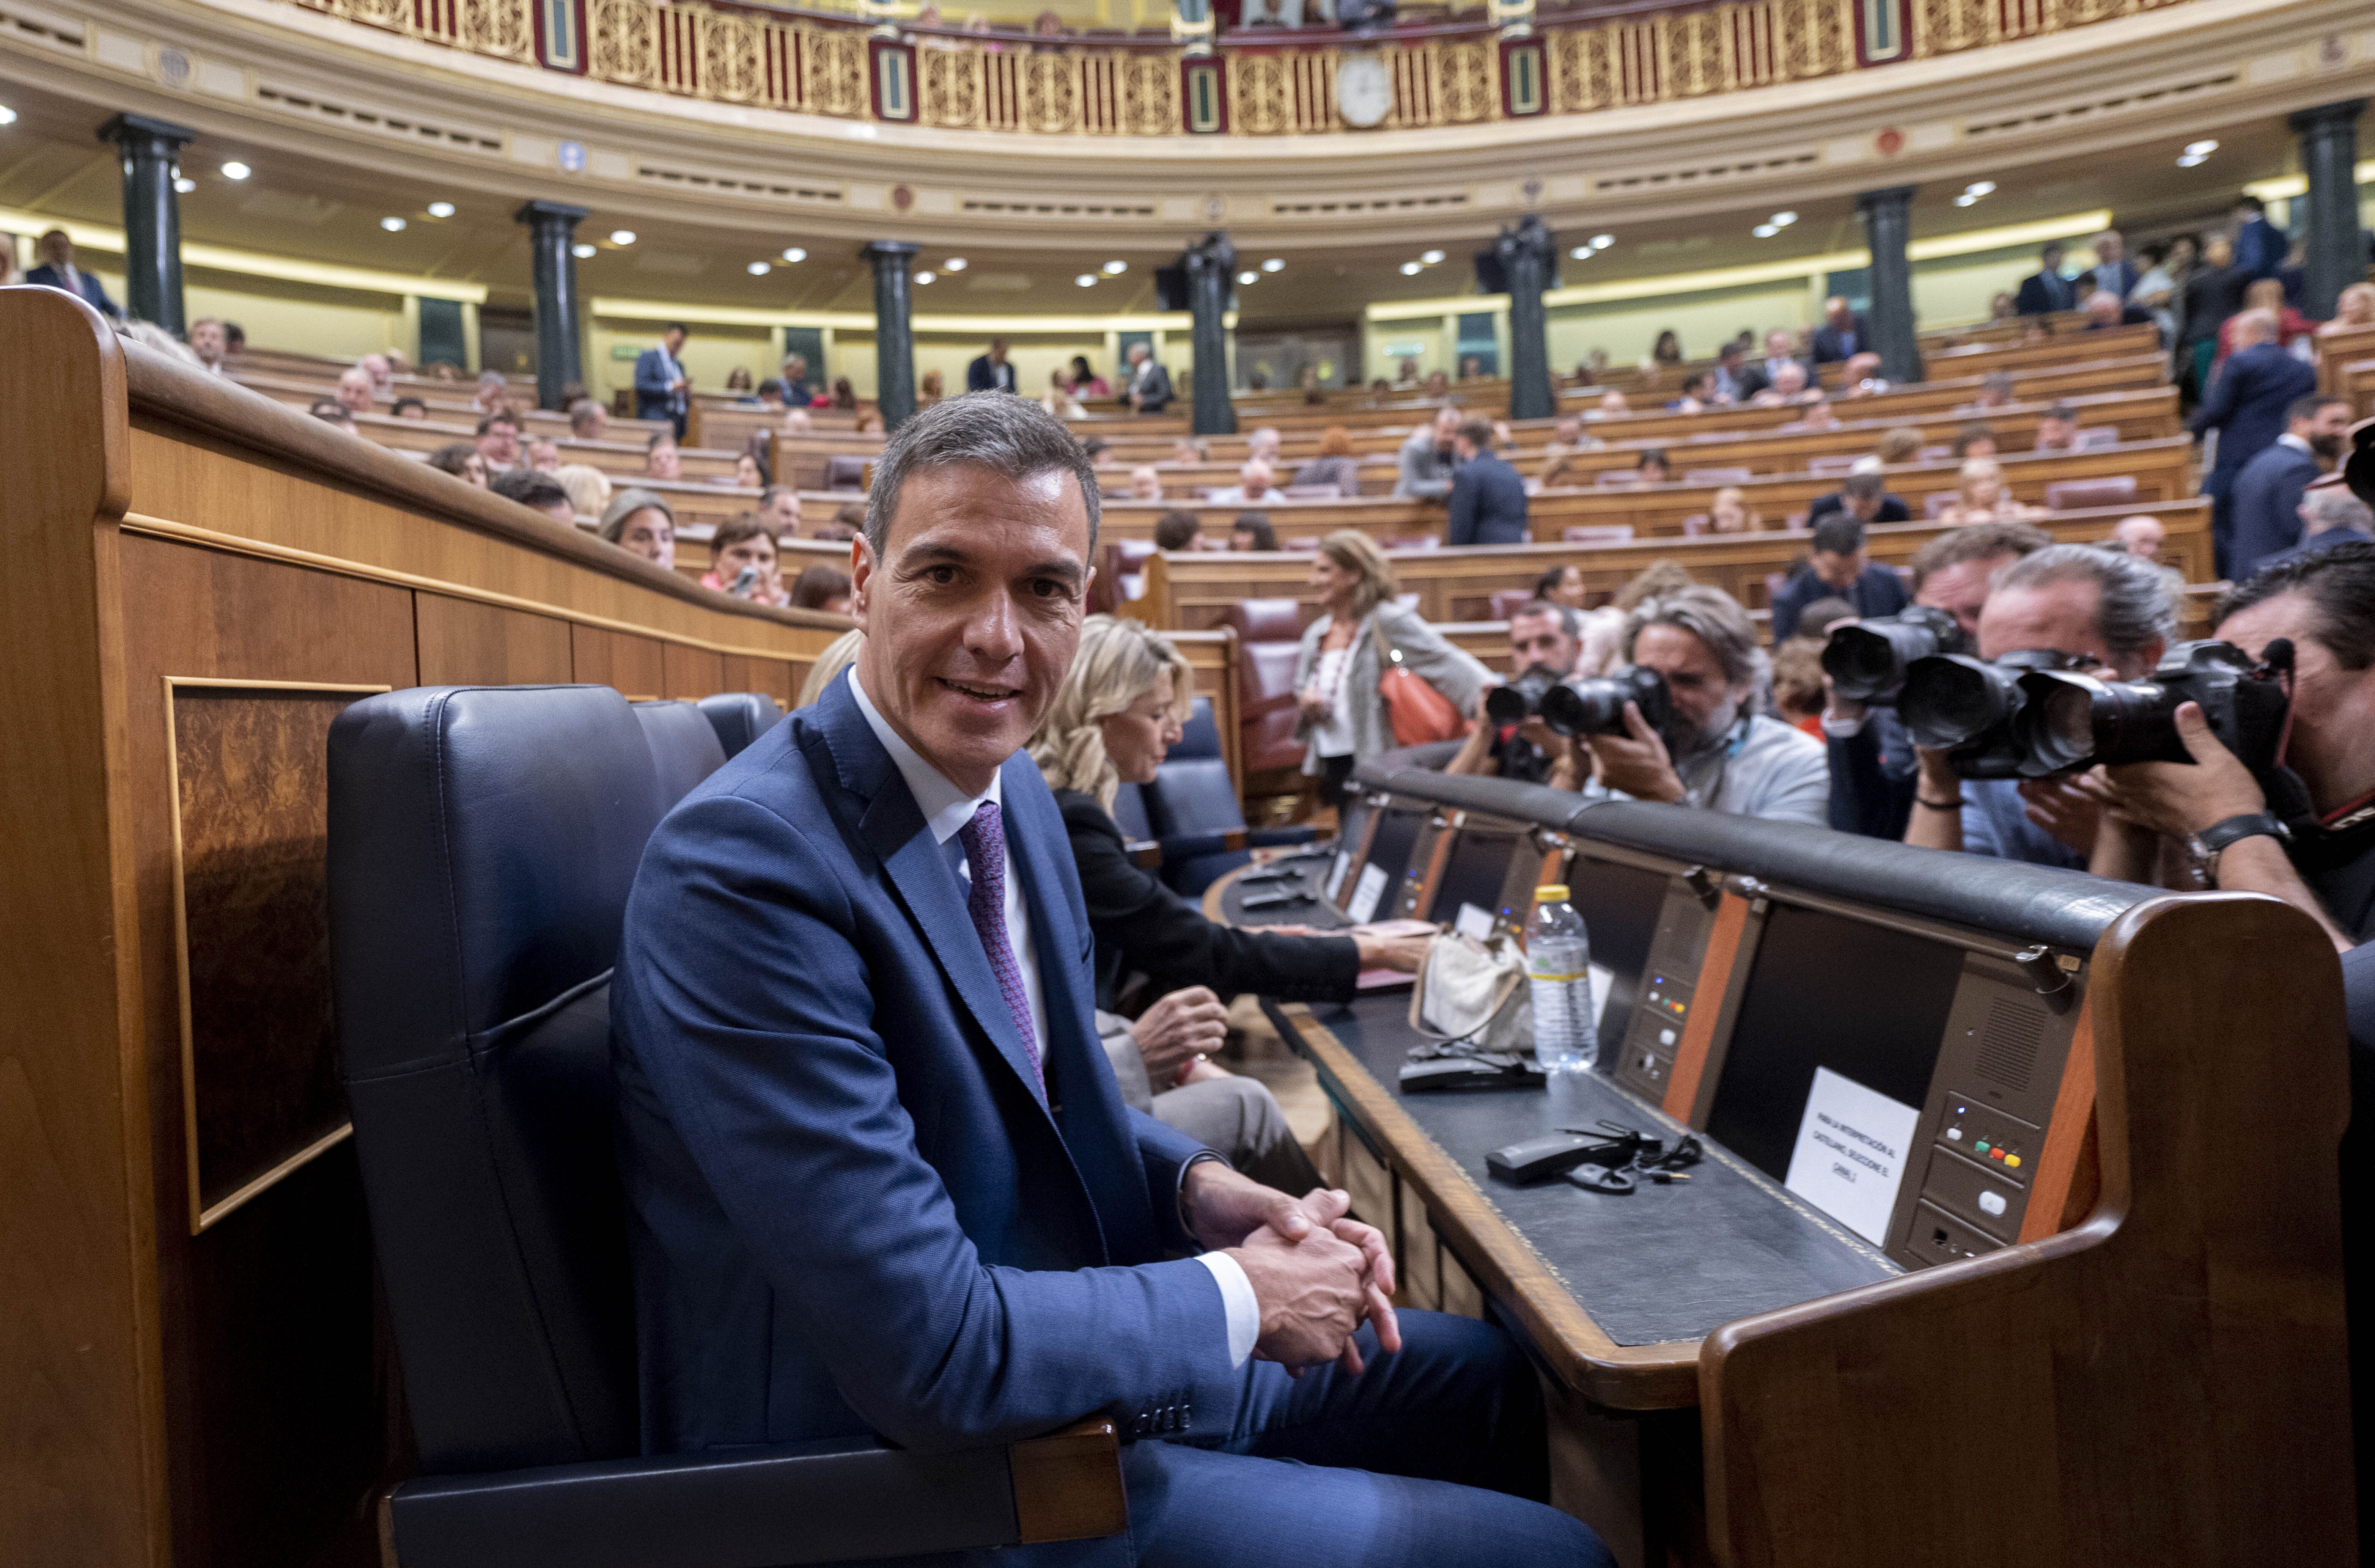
[2086,540,2375,949]
[1903,545,2174,865]
[1570,585,1829,825]
[1823,522,2052,839]
[1447,599,1586,786]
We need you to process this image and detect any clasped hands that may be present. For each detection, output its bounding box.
[1181,1160,1400,1377]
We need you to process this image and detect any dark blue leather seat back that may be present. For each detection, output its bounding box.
[1110,781,1153,842]
[632,700,730,810]
[1172,696,1225,762]
[328,685,660,1474]
[696,691,784,759]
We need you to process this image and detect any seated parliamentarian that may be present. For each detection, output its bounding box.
[1767,514,1910,643]
[610,393,1612,1568]
[1563,584,1829,825]
[1029,615,1431,1192]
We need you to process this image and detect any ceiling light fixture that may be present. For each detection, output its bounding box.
[747,261,771,275]
[1753,223,1779,238]
[942,256,966,270]
[782,246,807,262]
[572,243,596,259]
[1964,180,1995,196]
[173,176,196,193]
[1420,249,1445,265]
[610,229,636,245]
[381,216,407,232]
[220,160,251,180]
[1954,193,1979,206]
[915,270,936,285]
[1770,211,1797,226]
[426,201,455,218]
[0,105,17,126]
[1075,273,1096,287]
[1237,270,1258,285]
[1400,261,1423,276]
[1261,257,1283,272]
[1568,246,1593,260]
[1589,233,1613,249]
[1103,259,1128,274]
[2177,153,2206,168]
[2185,139,2219,157]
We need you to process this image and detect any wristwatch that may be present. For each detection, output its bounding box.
[2185,811,2291,888]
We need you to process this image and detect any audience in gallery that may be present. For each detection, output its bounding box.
[1707,339,1749,402]
[1293,427,1364,495]
[1167,435,1211,466]
[1872,427,1924,465]
[310,399,357,432]
[568,399,608,440]
[1229,511,1277,552]
[917,368,946,407]
[779,354,815,405]
[1029,616,1427,1191]
[24,228,119,317]
[1809,295,1869,364]
[489,468,575,524]
[1837,353,1888,397]
[552,463,612,518]
[525,437,562,473]
[1589,390,1630,419]
[645,432,684,482]
[1632,448,1671,485]
[1736,330,1807,401]
[1935,457,2043,525]
[814,504,863,543]
[2031,404,2081,452]
[599,488,676,569]
[2016,241,2076,316]
[1782,393,1839,431]
[1445,418,1529,547]
[1153,510,1203,553]
[1534,563,1590,612]
[727,452,764,488]
[2230,192,2288,281]
[427,442,486,485]
[1667,372,1715,414]
[2227,394,2351,580]
[1422,369,1453,398]
[392,396,427,420]
[789,563,854,615]
[1125,465,1165,500]
[724,365,754,393]
[752,484,802,535]
[1536,414,1604,489]
[1293,530,1490,805]
[1446,599,1591,787]
[1124,341,1173,412]
[1751,361,1815,407]
[1066,355,1112,398]
[1394,404,1462,499]
[1768,512,1911,644]
[1040,371,1085,418]
[188,317,230,376]
[1707,486,1759,534]
[2260,478,2375,569]
[1650,330,1685,366]
[1955,423,1999,459]
[2193,308,2317,574]
[2320,282,2375,338]
[699,517,790,606]
[1210,458,1287,506]
[965,335,1018,394]
[334,365,376,415]
[472,412,521,472]
[2180,236,2249,394]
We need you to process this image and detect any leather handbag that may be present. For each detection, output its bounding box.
[1408,932,1532,1055]
[1370,616,1466,746]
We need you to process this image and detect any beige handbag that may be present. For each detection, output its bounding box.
[1408,932,1533,1056]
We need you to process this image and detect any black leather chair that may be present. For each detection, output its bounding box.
[695,691,784,759]
[631,699,729,810]
[1142,697,1317,896]
[327,685,1124,1568]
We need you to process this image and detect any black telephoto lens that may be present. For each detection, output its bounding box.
[1550,665,1669,737]
[1485,664,1562,727]
[1820,606,1963,704]
[1899,654,2022,751]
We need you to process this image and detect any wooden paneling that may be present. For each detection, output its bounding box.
[571,624,667,699]
[413,595,573,686]
[663,642,730,700]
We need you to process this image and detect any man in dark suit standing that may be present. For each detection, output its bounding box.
[609,394,1612,1568]
[2085,230,2139,303]
[2232,195,2288,281]
[1809,295,1870,364]
[1444,418,1529,545]
[966,335,1019,393]
[2015,242,2075,316]
[1769,513,1910,643]
[2190,308,2318,576]
[2228,394,2348,579]
[24,229,121,319]
[1124,341,1173,413]
[634,322,691,438]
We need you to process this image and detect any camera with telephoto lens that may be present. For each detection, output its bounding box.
[2009,639,2289,776]
[1898,649,2084,779]
[1484,663,1572,730]
[1555,664,1673,738]
[1821,606,1968,704]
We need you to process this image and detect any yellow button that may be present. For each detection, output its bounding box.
[2004,1155,2021,1169]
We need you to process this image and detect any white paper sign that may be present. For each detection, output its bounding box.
[1325,850,1353,902]
[1346,863,1390,925]
[1783,1067,1922,1245]
[1453,902,1496,941]
[1587,963,1614,1028]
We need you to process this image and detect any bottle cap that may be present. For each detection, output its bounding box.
[1534,884,1570,901]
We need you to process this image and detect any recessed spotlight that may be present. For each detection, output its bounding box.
[173,176,195,193]
[1261,257,1283,272]
[1236,270,1257,285]
[609,229,636,245]
[220,160,251,180]
[1954,193,1979,207]
[1103,259,1128,274]
[2177,153,2206,168]
[572,243,596,259]
[747,261,771,275]
[1753,223,1779,238]
[426,201,455,218]
[1568,246,1593,261]
[1771,211,1798,226]
[1589,233,1613,249]
[1420,249,1445,265]
[380,216,407,232]
[1964,180,1995,196]
[1400,261,1423,276]
[942,256,966,271]
[2184,139,2218,157]
[782,247,807,262]
[1075,273,1096,287]
[915,270,936,285]
[0,105,17,126]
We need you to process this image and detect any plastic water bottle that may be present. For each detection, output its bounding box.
[1526,884,1596,1073]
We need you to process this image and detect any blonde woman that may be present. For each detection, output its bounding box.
[795,628,863,708]
[1292,531,1490,803]
[1031,617,1426,1189]
[1936,457,2041,525]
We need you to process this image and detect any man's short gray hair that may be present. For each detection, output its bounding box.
[2304,486,2374,535]
[861,392,1101,561]
[1992,542,2177,657]
[1622,584,1761,689]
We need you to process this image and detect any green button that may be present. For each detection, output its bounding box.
[1974,1140,1991,1154]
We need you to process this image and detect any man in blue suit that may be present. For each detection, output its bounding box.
[24,228,121,319]
[1444,417,1529,545]
[2228,394,2348,579]
[611,391,1611,1568]
[634,321,691,438]
[1808,295,1869,364]
[2014,241,2074,317]
[2232,195,2288,281]
[2190,309,2317,577]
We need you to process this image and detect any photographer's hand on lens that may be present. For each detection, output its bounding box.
[2082,701,2268,842]
[1585,701,1687,803]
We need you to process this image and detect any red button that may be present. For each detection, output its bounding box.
[1989,1147,2005,1160]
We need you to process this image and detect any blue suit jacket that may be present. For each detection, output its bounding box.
[1444,451,1529,546]
[2227,440,2321,580]
[611,673,1238,1466]
[2015,270,2073,316]
[25,264,120,319]
[633,347,683,423]
[2191,342,2316,481]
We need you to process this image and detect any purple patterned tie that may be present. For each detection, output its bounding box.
[958,800,1046,1099]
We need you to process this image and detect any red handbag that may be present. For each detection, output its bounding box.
[1371,617,1466,746]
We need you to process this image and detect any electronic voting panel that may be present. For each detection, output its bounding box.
[1685,890,2087,1269]
[1331,793,1429,925]
[1421,816,1562,939]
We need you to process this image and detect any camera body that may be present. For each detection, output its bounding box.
[1557,664,1673,738]
[2013,639,2288,776]
[1821,605,1967,704]
[1483,663,1569,729]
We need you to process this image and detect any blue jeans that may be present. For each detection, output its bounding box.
[1121,1310,1614,1568]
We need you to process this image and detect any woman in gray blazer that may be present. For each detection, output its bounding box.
[1291,530,1490,803]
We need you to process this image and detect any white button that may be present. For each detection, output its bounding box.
[1659,1028,1677,1046]
[1977,1190,2007,1217]
[1946,1127,1963,1140]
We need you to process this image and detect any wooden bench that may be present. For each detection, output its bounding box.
[230,369,670,442]
[351,411,749,483]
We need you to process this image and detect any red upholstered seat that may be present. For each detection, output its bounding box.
[1488,588,1535,620]
[2044,476,2137,511]
[1238,641,1307,773]
[1219,597,1305,645]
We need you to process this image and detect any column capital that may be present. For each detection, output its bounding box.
[96,112,197,154]
[1495,212,1556,269]
[863,240,922,260]
[1182,230,1236,275]
[2289,98,2366,135]
[1855,184,1919,210]
[513,200,590,227]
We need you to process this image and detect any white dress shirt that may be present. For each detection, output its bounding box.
[846,667,1258,1366]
